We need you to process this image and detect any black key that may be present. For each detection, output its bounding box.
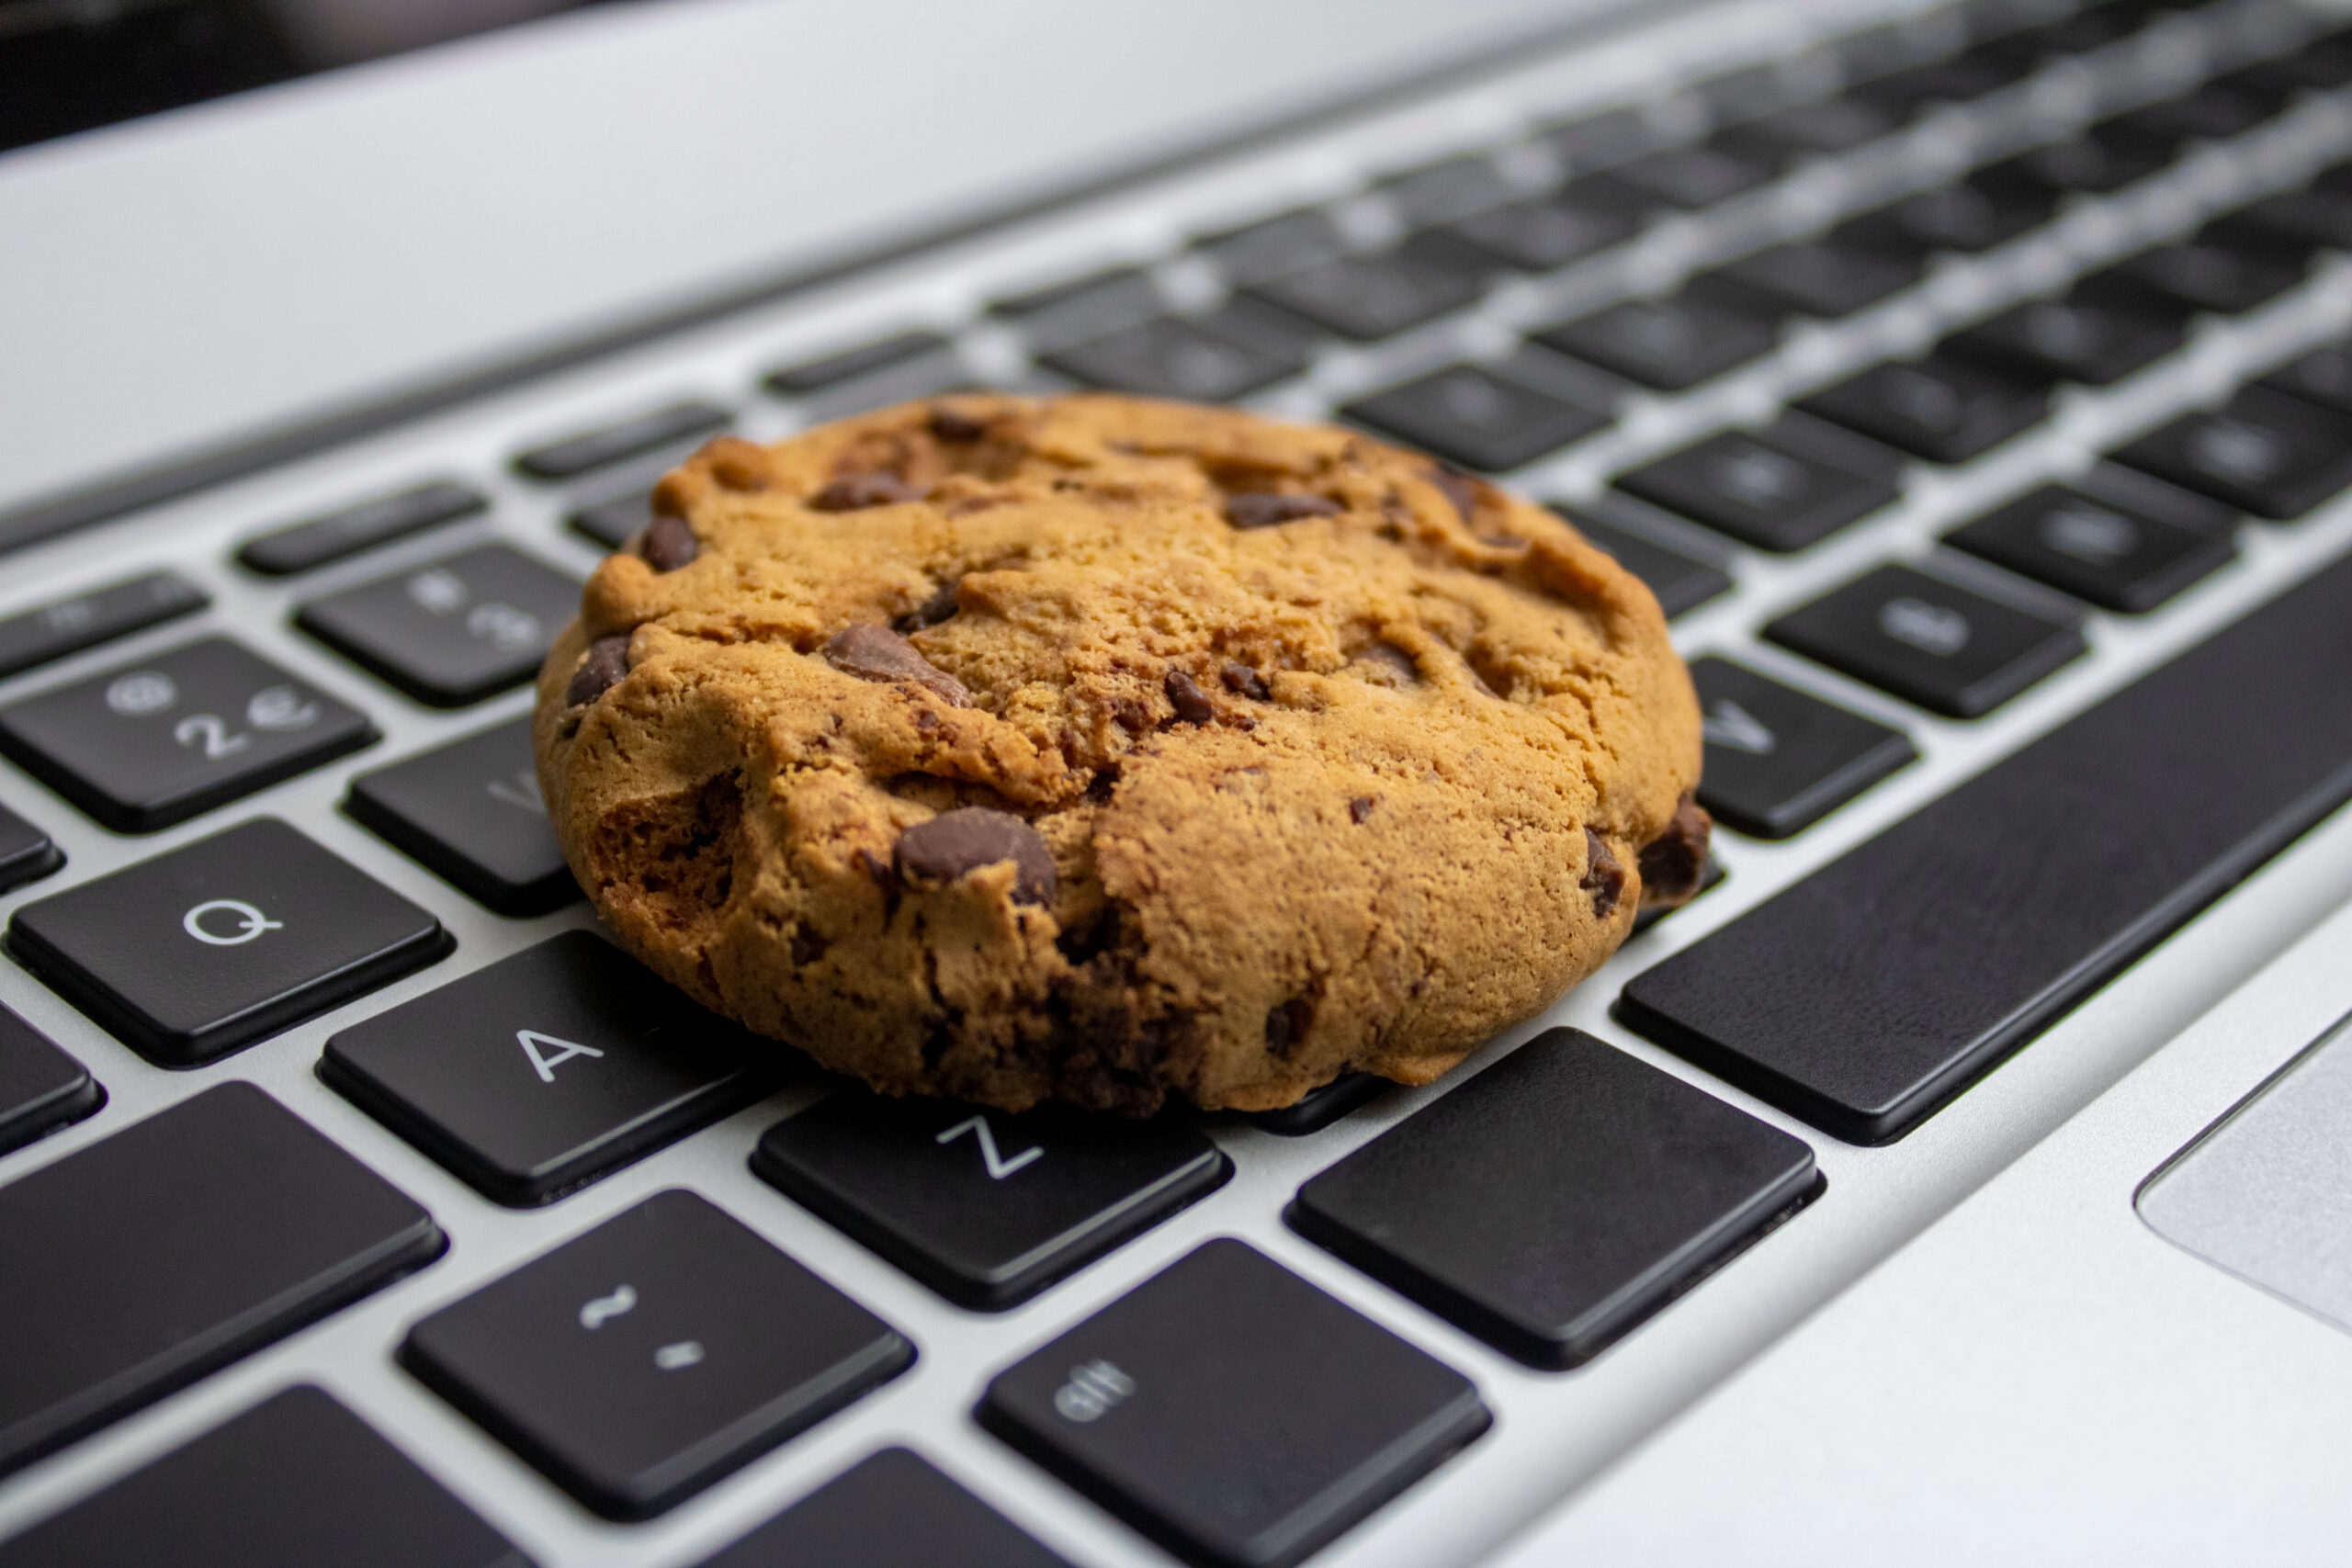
[1797,355,2050,464]
[2109,385,2352,519]
[1194,209,1347,287]
[1614,426,1898,552]
[692,1448,1071,1568]
[1442,182,1642,271]
[989,267,1165,349]
[2075,239,2309,319]
[1291,1028,1816,1369]
[2257,337,2352,416]
[1765,562,2085,718]
[1543,107,1665,173]
[297,544,582,707]
[1984,123,2175,197]
[1692,62,1786,129]
[0,1083,443,1477]
[401,1189,912,1520]
[1340,363,1608,472]
[1983,6,2142,61]
[2207,187,2352,254]
[0,1006,99,1158]
[1688,655,1917,838]
[2107,81,2277,150]
[514,400,730,481]
[2237,28,2352,93]
[1532,290,1781,390]
[0,797,61,894]
[1839,176,2058,255]
[1243,232,1493,341]
[345,718,578,915]
[322,931,774,1205]
[1601,140,1776,209]
[1708,240,1919,318]
[1041,308,1309,402]
[0,571,207,680]
[0,637,374,832]
[764,330,952,396]
[1944,475,2237,613]
[1552,508,1734,617]
[236,481,487,576]
[1376,153,1516,225]
[977,1238,1488,1568]
[0,1386,527,1568]
[1243,1071,1393,1136]
[752,1091,1229,1310]
[1623,547,2352,1144]
[1942,297,2184,386]
[570,486,652,550]
[9,818,448,1066]
[1848,44,2031,115]
[1725,96,1897,161]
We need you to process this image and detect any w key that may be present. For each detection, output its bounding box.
[345,718,579,915]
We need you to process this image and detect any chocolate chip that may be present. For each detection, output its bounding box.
[1265,998,1314,1055]
[910,577,961,627]
[1220,662,1271,701]
[1428,463,1482,523]
[1356,643,1419,684]
[1225,491,1342,530]
[929,408,988,442]
[894,807,1056,905]
[563,634,631,706]
[1637,793,1712,908]
[641,514,699,571]
[1349,795,1376,824]
[826,624,971,706]
[1165,670,1216,725]
[810,473,928,512]
[1581,828,1626,919]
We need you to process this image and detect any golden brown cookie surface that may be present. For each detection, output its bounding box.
[535,393,1704,1113]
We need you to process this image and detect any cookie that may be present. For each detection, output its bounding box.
[535,393,1706,1114]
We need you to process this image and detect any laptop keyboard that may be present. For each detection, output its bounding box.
[6,1,2352,1563]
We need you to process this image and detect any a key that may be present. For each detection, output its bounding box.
[1376,154,1517,225]
[345,718,579,915]
[1551,509,1734,618]
[1848,44,2031,116]
[1724,96,1897,161]
[1944,474,2237,614]
[1978,123,2173,197]
[752,1091,1229,1310]
[1532,289,1781,390]
[2206,186,2352,255]
[1691,62,1784,128]
[1984,5,2141,61]
[1706,240,1920,318]
[569,486,652,550]
[513,400,730,481]
[9,817,448,1066]
[1193,209,1347,287]
[1600,140,1775,209]
[1242,232,1493,341]
[296,543,582,707]
[764,330,954,396]
[2109,385,2352,519]
[0,1006,98,1158]
[1340,363,1610,472]
[1942,297,2184,386]
[0,571,207,681]
[1687,655,1918,838]
[2107,80,2278,150]
[1542,107,1665,173]
[1291,1028,1817,1369]
[1613,425,1899,552]
[2260,337,2352,415]
[401,1188,912,1520]
[1838,175,2058,255]
[0,637,374,832]
[1243,1071,1393,1137]
[691,1448,1072,1568]
[1041,308,1309,402]
[1796,354,2050,464]
[2074,237,2310,319]
[0,797,61,895]
[322,930,775,1205]
[1622,547,2352,1143]
[236,480,486,576]
[989,268,1166,351]
[1764,562,2086,718]
[0,1385,526,1568]
[0,1083,443,1477]
[976,1238,1489,1568]
[1442,182,1643,272]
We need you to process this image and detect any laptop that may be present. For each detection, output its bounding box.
[1,0,2347,1562]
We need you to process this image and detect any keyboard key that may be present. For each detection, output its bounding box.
[989,267,1165,350]
[751,1091,1229,1309]
[764,330,952,396]
[1532,289,1781,390]
[1602,140,1776,209]
[1041,308,1308,402]
[1979,124,2172,197]
[1552,509,1734,617]
[1848,44,2030,115]
[1614,425,1898,552]
[1340,363,1609,472]
[296,544,582,707]
[1193,209,1347,287]
[1243,232,1493,341]
[1623,547,2352,1143]
[692,1448,1072,1568]
[2075,237,2309,319]
[1708,240,1919,318]
[401,1188,911,1520]
[0,637,374,832]
[1688,655,1917,838]
[1376,153,1517,225]
[1291,1028,1816,1369]
[2109,385,2352,519]
[977,1238,1488,1568]
[2257,337,2352,416]
[1243,1071,1393,1136]
[1941,297,2184,386]
[1765,563,2085,718]
[235,480,487,576]
[570,485,652,550]
[513,400,730,481]
[2206,186,2352,254]
[0,797,61,895]
[322,930,774,1205]
[1797,354,2050,464]
[2107,80,2277,150]
[9,818,448,1066]
[0,1005,98,1158]
[1839,175,2059,255]
[1944,475,2237,613]
[1725,96,1897,160]
[1542,107,1665,173]
[1442,182,1642,271]
[0,1386,526,1568]
[345,718,578,915]
[0,1083,443,1477]
[0,570,207,681]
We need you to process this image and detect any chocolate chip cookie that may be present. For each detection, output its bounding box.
[535,393,1705,1113]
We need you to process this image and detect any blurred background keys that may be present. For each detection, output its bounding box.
[345,718,580,915]
[0,571,205,680]
[690,1448,1073,1568]
[1340,364,1607,472]
[2110,386,2352,518]
[1944,479,2238,614]
[1551,511,1732,619]
[236,481,486,577]
[512,400,729,482]
[1614,426,1897,553]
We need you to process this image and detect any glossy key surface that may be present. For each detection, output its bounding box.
[1764,563,2086,718]
[345,718,579,915]
[691,1448,1070,1568]
[1944,475,2237,613]
[2110,385,2352,519]
[1797,355,2050,464]
[296,544,581,707]
[1615,426,1898,552]
[1341,363,1609,472]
